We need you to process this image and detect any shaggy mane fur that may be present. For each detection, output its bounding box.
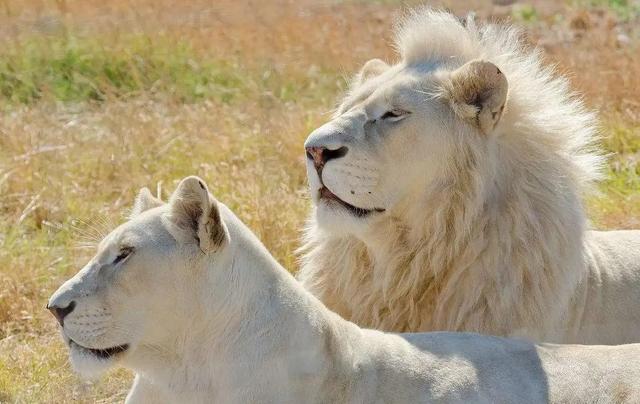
[298,8,605,340]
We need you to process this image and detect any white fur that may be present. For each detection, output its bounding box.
[298,7,640,344]
[49,176,640,403]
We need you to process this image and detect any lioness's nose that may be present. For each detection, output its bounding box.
[47,301,76,326]
[305,146,349,172]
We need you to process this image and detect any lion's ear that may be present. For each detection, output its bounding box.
[354,58,390,86]
[441,60,508,135]
[168,176,228,253]
[131,187,164,218]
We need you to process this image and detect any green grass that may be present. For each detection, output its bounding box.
[512,4,539,23]
[0,35,344,107]
[573,0,640,20]
[0,35,239,104]
[589,123,640,227]
[601,123,640,199]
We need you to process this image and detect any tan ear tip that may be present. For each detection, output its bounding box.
[180,176,214,201]
[491,65,506,80]
[180,175,205,187]
[475,60,496,71]
[473,61,507,89]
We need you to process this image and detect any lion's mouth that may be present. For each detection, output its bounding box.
[319,186,385,218]
[70,339,129,359]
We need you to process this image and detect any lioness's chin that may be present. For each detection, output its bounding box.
[68,341,128,379]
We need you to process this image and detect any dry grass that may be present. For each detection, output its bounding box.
[0,0,638,402]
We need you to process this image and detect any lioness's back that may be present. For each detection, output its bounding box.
[365,330,640,403]
[569,230,640,344]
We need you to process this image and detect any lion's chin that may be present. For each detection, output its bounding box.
[314,200,381,236]
[68,340,128,379]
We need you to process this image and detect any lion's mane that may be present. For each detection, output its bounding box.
[298,8,603,340]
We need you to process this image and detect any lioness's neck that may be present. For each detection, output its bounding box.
[134,213,355,400]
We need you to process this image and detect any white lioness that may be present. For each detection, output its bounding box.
[298,8,640,344]
[49,176,640,403]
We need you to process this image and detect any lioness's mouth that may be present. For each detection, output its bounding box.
[70,340,129,359]
[319,186,385,218]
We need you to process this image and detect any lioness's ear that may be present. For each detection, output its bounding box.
[441,60,508,135]
[131,187,164,218]
[168,176,228,253]
[354,58,390,86]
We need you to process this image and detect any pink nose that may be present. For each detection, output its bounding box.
[306,147,326,172]
[305,146,349,174]
[47,301,76,326]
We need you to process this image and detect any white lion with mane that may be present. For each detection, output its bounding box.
[298,8,640,344]
[48,176,640,403]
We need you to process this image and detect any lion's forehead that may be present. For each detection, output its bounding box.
[339,68,438,117]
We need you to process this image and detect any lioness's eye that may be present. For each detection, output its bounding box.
[381,109,409,121]
[114,247,133,265]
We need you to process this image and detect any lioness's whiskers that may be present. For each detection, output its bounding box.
[69,215,117,250]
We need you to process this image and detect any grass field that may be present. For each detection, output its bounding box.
[0,0,638,402]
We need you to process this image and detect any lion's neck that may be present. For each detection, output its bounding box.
[301,142,588,340]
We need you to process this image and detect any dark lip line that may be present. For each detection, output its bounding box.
[318,186,385,218]
[70,339,129,359]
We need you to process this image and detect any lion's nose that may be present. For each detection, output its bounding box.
[305,146,349,173]
[47,301,76,326]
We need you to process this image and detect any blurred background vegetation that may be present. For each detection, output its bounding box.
[0,0,638,402]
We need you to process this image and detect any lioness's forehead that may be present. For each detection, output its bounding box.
[97,207,171,251]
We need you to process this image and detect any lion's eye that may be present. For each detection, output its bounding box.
[114,247,133,265]
[380,109,409,122]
